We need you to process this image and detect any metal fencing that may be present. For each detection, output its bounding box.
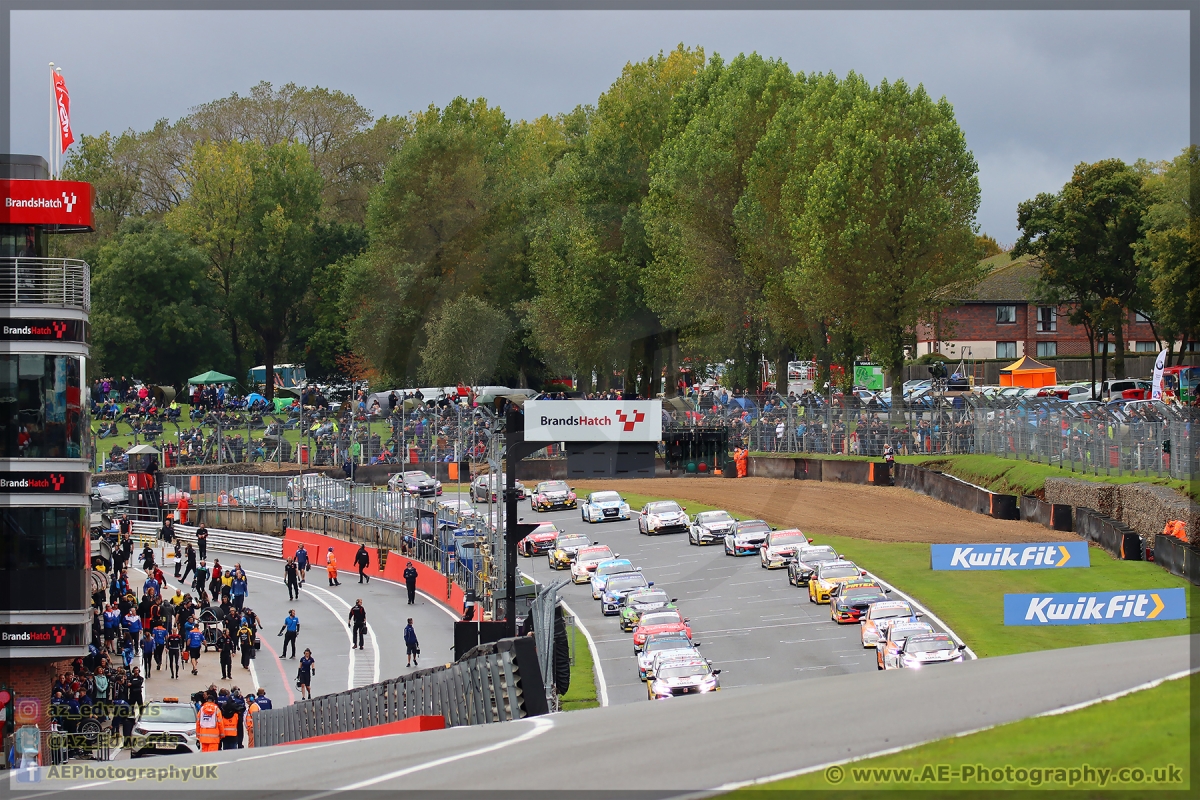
[661,392,1196,479]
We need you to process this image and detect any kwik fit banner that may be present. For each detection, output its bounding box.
[931,542,1090,571]
[1004,589,1186,625]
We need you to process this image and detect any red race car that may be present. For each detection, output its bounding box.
[518,522,560,557]
[632,615,692,652]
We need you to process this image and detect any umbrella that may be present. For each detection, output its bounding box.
[188,370,237,385]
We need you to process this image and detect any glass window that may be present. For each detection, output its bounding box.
[996,306,1017,324]
[1036,342,1057,357]
[0,225,47,258]
[1134,341,1158,352]
[0,507,87,570]
[1037,307,1057,332]
[0,354,85,458]
[996,342,1017,359]
[1134,311,1151,324]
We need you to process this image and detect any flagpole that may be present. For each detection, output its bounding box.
[48,62,55,178]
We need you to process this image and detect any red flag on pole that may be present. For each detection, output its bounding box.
[52,71,74,153]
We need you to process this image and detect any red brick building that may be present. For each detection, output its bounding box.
[916,252,1163,363]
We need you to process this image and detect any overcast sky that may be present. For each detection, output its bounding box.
[10,9,1189,243]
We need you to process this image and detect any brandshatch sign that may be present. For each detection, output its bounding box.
[0,319,87,342]
[0,472,88,494]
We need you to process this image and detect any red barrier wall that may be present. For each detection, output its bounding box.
[285,715,445,745]
[283,528,466,614]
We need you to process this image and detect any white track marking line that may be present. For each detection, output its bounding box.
[862,569,976,659]
[305,716,555,796]
[561,600,608,707]
[681,667,1199,799]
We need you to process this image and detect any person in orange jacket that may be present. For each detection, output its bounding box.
[220,694,240,750]
[244,695,261,748]
[326,547,340,586]
[196,693,222,752]
[734,447,748,478]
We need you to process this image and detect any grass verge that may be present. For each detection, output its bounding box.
[579,487,1192,658]
[560,615,599,711]
[724,672,1192,795]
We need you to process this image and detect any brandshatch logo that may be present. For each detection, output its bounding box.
[0,474,67,491]
[614,409,646,432]
[2,322,68,338]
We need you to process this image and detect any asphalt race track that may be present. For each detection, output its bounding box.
[515,502,953,703]
[21,635,1193,795]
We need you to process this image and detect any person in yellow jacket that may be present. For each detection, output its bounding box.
[196,694,223,752]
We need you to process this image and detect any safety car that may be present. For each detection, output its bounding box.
[387,470,442,497]
[531,480,577,511]
[759,529,812,569]
[130,700,200,758]
[470,473,526,503]
[581,491,631,523]
[786,545,841,586]
[808,560,868,604]
[723,519,772,556]
[637,501,690,535]
[547,532,593,570]
[859,601,920,647]
[688,510,736,545]
[877,621,936,670]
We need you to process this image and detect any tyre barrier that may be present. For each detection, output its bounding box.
[1153,534,1200,584]
[252,636,547,746]
[1076,507,1144,561]
[1019,495,1074,532]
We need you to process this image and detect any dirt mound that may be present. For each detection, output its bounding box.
[577,477,1052,544]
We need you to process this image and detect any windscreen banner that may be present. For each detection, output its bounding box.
[524,400,663,442]
[931,542,1090,571]
[1004,588,1186,625]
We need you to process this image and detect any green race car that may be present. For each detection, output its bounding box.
[619,589,678,632]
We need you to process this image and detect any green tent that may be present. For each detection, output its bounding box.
[188,370,238,385]
[272,397,291,413]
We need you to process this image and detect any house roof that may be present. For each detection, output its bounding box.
[961,252,1040,303]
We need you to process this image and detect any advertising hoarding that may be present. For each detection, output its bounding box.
[524,400,663,442]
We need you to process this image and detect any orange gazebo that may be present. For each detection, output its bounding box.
[999,355,1057,388]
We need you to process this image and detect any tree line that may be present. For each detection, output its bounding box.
[59,46,1192,399]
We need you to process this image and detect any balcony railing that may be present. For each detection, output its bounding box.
[0,257,90,311]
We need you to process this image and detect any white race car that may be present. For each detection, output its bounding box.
[759,529,811,569]
[637,633,699,680]
[570,545,616,584]
[637,501,690,535]
[581,491,631,523]
[689,510,736,545]
[860,600,920,648]
[877,621,936,670]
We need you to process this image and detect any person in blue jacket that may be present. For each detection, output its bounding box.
[231,569,248,610]
[186,626,205,675]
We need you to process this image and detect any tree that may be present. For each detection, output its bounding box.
[1014,159,1148,388]
[783,76,982,399]
[1136,146,1198,364]
[418,295,512,386]
[976,234,1004,258]
[90,219,229,385]
[643,53,800,396]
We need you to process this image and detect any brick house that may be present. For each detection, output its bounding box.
[915,252,1163,362]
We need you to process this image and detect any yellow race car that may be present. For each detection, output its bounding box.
[547,532,593,570]
[808,560,868,604]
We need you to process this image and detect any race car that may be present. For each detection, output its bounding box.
[590,559,637,599]
[895,632,965,669]
[808,560,868,604]
[618,590,677,631]
[626,607,685,636]
[829,580,889,624]
[647,658,720,700]
[581,491,631,523]
[571,545,616,584]
[860,600,920,648]
[632,618,692,651]
[688,510,736,545]
[471,473,526,503]
[759,529,812,569]
[786,545,841,586]
[877,621,936,670]
[547,532,593,570]
[518,522,560,557]
[723,519,772,556]
[600,572,652,615]
[530,480,577,512]
[637,632,698,680]
[637,501,690,535]
[387,470,442,497]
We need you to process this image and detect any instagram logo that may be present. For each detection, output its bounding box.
[14,697,41,725]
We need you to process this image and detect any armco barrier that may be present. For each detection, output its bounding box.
[747,456,796,480]
[283,528,466,614]
[819,459,872,484]
[893,464,1020,520]
[1019,496,1074,532]
[1153,534,1200,585]
[131,521,283,559]
[1076,507,1143,561]
[251,636,546,745]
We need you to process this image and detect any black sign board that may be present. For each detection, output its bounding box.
[0,319,88,342]
[0,472,89,494]
[0,624,86,647]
